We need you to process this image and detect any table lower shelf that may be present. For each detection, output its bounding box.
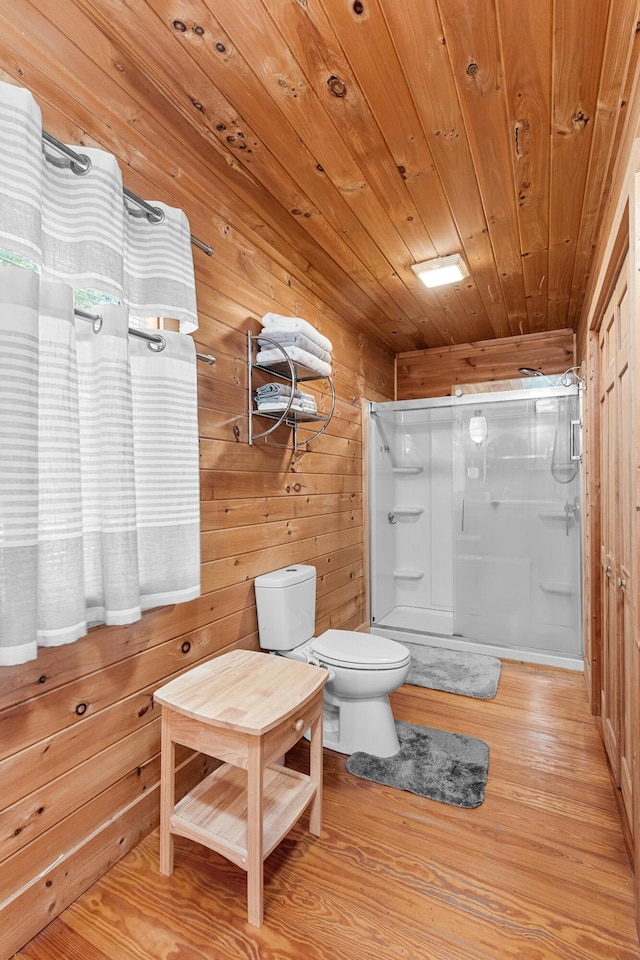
[171,762,316,870]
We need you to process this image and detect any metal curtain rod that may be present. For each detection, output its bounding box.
[74,308,215,365]
[42,131,214,257]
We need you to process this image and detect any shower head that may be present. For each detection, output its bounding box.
[518,365,585,389]
[518,367,558,387]
[560,366,587,387]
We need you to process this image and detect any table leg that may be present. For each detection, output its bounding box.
[308,704,323,836]
[246,735,264,926]
[159,710,175,876]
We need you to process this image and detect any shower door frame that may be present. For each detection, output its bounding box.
[367,383,583,668]
[371,382,581,414]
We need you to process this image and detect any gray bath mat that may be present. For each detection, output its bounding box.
[346,720,489,808]
[403,641,501,699]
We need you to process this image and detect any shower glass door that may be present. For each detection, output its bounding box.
[451,387,582,656]
[368,401,454,635]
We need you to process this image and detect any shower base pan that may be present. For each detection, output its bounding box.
[372,604,583,671]
[373,605,453,635]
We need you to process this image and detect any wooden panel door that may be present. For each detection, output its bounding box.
[599,283,620,780]
[582,330,601,710]
[616,271,635,834]
[598,254,635,836]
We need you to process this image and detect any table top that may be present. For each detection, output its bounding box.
[154,649,327,734]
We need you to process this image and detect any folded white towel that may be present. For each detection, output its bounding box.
[256,399,318,415]
[257,331,331,365]
[261,313,333,354]
[256,399,293,411]
[255,391,316,408]
[256,346,331,378]
[256,391,317,408]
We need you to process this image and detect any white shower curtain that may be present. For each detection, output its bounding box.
[0,81,201,666]
[0,80,198,330]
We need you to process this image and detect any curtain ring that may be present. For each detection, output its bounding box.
[147,335,166,353]
[70,154,92,177]
[91,315,103,334]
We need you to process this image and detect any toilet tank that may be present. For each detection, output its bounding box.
[254,564,316,651]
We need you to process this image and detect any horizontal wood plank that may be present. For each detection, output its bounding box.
[397,329,575,399]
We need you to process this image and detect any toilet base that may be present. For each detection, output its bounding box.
[321,693,400,757]
[276,644,407,758]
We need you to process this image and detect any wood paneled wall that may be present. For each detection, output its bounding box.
[396,329,575,400]
[0,60,394,960]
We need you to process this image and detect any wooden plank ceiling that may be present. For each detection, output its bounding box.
[12,0,640,352]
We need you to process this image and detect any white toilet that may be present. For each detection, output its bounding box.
[254,564,410,757]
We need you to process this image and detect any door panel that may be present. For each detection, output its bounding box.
[617,279,634,833]
[598,255,635,833]
[452,392,582,657]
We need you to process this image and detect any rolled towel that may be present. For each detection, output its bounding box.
[257,331,331,365]
[254,382,316,404]
[261,313,333,354]
[255,382,303,400]
[256,346,331,378]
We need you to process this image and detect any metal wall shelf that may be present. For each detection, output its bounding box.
[248,332,335,449]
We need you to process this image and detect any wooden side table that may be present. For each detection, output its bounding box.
[154,649,328,927]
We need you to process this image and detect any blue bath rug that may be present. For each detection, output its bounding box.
[345,720,489,808]
[402,641,501,699]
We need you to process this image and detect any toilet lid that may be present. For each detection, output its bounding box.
[313,630,410,670]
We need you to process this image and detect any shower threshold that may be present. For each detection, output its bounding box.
[373,605,453,635]
[371,604,583,671]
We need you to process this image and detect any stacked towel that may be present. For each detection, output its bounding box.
[255,382,306,401]
[261,313,333,352]
[258,313,332,376]
[255,381,318,416]
[257,399,318,415]
[257,331,331,364]
[255,347,331,377]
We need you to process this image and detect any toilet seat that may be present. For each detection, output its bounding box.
[312,630,410,671]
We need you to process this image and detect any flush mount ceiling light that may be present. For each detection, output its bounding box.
[411,253,470,289]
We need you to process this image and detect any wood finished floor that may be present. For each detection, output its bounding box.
[13,660,640,960]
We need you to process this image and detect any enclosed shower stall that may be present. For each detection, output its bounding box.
[368,385,583,667]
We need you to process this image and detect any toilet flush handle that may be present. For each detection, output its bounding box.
[305,654,335,682]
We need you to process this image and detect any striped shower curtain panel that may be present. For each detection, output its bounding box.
[0,81,198,332]
[0,81,201,666]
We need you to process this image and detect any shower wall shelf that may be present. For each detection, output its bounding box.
[393,569,424,580]
[538,510,575,521]
[247,332,335,450]
[497,454,546,460]
[539,582,576,595]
